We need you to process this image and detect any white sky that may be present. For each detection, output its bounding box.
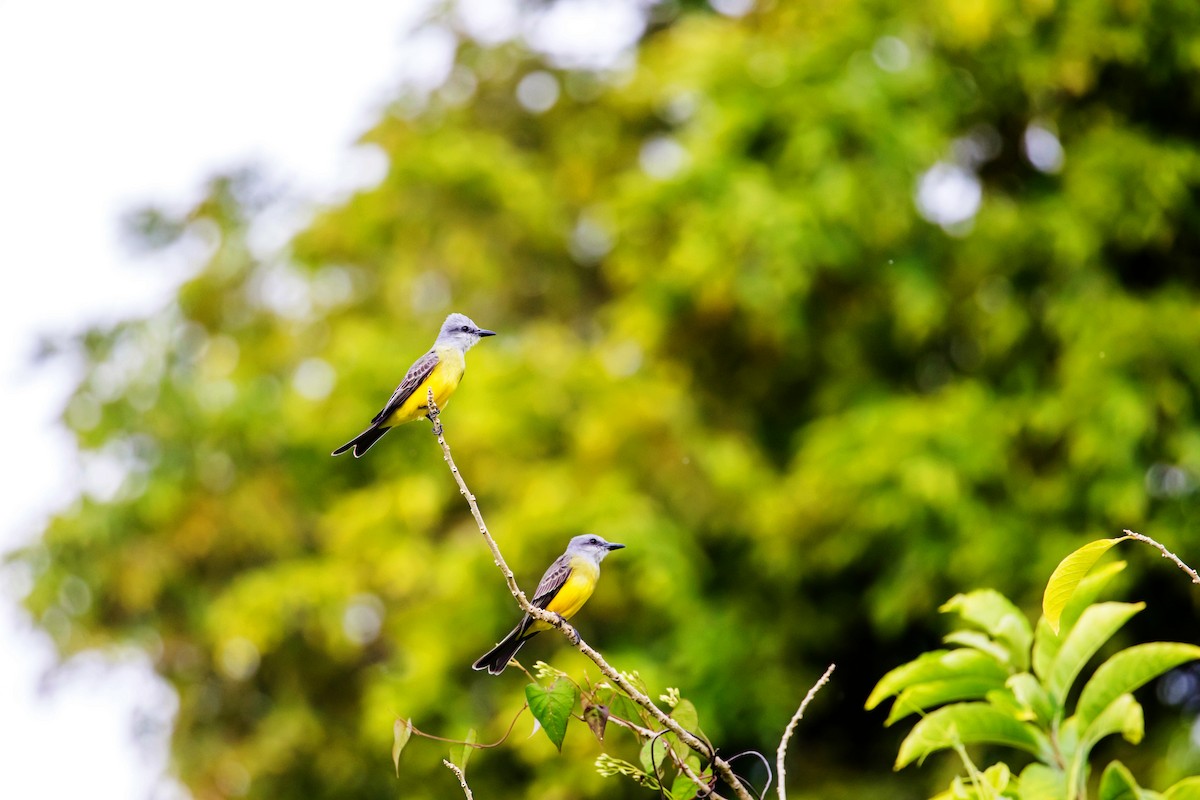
[0,1,433,796]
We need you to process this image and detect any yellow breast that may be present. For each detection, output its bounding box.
[531,557,600,634]
[390,347,467,425]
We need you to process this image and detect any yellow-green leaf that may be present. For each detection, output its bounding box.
[1043,538,1131,633]
[392,718,412,778]
[1077,643,1200,728]
[1163,776,1200,799]
[895,702,1048,769]
[1097,759,1142,800]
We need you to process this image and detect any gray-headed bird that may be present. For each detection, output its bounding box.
[473,534,625,675]
[332,312,495,458]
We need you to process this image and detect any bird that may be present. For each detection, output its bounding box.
[331,312,495,458]
[473,534,626,675]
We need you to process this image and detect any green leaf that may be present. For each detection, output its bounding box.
[868,649,1009,709]
[979,763,1012,794]
[671,698,699,733]
[941,589,1032,670]
[392,718,412,778]
[1018,763,1067,800]
[526,679,580,752]
[885,677,1006,725]
[1098,760,1143,800]
[1163,776,1200,799]
[668,698,701,760]
[895,702,1048,769]
[640,736,670,780]
[943,630,1013,665]
[1033,562,1129,681]
[1047,602,1144,705]
[1043,538,1131,633]
[1077,643,1200,728]
[1080,693,1143,751]
[1031,617,1061,685]
[1058,561,1129,636]
[1007,673,1054,724]
[671,771,702,800]
[449,727,477,774]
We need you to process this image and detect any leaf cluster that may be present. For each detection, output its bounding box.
[869,540,1200,799]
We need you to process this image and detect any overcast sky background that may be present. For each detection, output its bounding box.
[0,2,434,796]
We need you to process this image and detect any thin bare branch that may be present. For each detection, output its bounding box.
[442,759,474,800]
[776,663,836,800]
[1123,529,1200,584]
[428,392,753,800]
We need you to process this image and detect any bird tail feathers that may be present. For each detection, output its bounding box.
[472,623,534,675]
[331,426,390,458]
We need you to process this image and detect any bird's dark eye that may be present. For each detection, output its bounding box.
[460,325,470,332]
[590,537,600,545]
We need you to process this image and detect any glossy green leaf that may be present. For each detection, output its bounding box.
[868,649,1009,710]
[895,703,1047,769]
[885,677,1006,725]
[1058,561,1130,637]
[941,590,1032,670]
[1007,673,1054,724]
[1033,561,1128,681]
[1018,763,1067,800]
[1098,760,1143,800]
[1043,538,1131,633]
[1077,643,1200,728]
[1080,693,1143,752]
[1047,602,1144,704]
[526,680,579,752]
[942,630,1012,665]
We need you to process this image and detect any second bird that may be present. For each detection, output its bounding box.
[473,534,625,675]
[332,312,496,458]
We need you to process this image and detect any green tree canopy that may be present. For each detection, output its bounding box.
[22,0,1200,797]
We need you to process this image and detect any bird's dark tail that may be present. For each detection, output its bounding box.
[472,622,536,675]
[331,426,390,458]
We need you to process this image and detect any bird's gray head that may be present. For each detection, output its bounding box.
[436,312,496,351]
[565,533,626,563]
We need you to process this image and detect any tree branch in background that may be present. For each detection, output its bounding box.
[1124,529,1200,584]
[426,391,754,800]
[776,664,836,800]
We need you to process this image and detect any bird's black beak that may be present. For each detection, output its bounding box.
[477,328,497,337]
[606,542,626,551]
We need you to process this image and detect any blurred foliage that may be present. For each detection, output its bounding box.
[19,0,1200,797]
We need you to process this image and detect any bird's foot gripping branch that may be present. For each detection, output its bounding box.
[387,391,835,800]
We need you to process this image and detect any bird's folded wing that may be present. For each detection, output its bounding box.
[531,555,573,608]
[371,350,440,424]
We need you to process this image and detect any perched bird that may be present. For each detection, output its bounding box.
[473,534,625,675]
[332,312,495,458]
